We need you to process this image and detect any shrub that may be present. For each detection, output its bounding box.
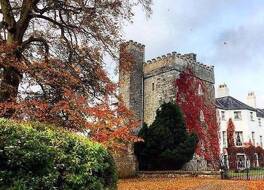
[0,119,117,190]
[134,102,198,170]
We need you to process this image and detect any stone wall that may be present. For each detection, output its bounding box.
[182,155,210,171]
[143,51,215,125]
[119,41,145,121]
[113,145,138,178]
[118,40,217,175]
[144,70,179,125]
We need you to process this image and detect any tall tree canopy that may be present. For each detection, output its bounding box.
[0,0,152,147]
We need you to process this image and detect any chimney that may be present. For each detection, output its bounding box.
[217,84,230,98]
[247,92,256,108]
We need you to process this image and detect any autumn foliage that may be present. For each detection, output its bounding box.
[175,67,220,169]
[0,0,152,148]
[227,118,235,147]
[226,118,264,169]
[118,178,264,190]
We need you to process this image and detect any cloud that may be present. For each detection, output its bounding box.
[122,0,264,107]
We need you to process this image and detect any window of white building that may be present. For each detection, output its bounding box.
[250,112,254,121]
[222,131,227,148]
[255,153,260,168]
[258,118,262,126]
[234,111,242,120]
[221,111,225,121]
[252,132,255,146]
[236,154,246,170]
[260,136,263,148]
[235,131,243,146]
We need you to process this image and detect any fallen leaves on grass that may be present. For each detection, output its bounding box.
[118,177,264,190]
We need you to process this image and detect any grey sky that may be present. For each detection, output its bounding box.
[122,0,264,107]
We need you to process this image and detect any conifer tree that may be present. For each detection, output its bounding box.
[135,102,198,170]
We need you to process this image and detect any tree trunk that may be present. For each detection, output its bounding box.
[0,66,21,117]
[0,0,34,117]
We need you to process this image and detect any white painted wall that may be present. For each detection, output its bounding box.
[219,108,264,154]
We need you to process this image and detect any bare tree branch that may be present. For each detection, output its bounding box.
[21,36,49,56]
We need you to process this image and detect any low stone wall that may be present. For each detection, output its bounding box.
[182,155,210,171]
[137,170,221,179]
[113,146,138,178]
[113,151,215,178]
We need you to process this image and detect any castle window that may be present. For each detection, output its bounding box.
[200,110,205,122]
[152,83,155,91]
[198,84,203,96]
[259,118,262,126]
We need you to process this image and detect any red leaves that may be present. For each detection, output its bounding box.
[0,43,139,150]
[175,67,220,169]
[226,119,264,168]
[227,118,235,147]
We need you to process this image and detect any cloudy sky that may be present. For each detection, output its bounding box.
[122,0,264,107]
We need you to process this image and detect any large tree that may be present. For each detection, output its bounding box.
[0,0,152,146]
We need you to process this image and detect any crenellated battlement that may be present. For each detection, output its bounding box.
[143,51,214,78]
[120,40,145,51]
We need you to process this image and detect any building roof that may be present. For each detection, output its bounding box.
[216,96,256,111]
[257,109,264,118]
[216,96,264,118]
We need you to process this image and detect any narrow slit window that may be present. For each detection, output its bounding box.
[152,83,155,91]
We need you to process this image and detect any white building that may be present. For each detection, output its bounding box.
[216,84,264,168]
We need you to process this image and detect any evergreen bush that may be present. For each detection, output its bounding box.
[0,119,117,190]
[135,102,198,170]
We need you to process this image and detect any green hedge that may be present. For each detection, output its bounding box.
[0,119,117,190]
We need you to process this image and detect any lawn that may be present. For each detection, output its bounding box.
[118,177,264,190]
[228,169,264,178]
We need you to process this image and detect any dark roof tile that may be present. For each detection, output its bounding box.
[257,109,264,118]
[215,96,256,111]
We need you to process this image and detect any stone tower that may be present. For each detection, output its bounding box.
[118,40,216,175]
[119,40,145,123]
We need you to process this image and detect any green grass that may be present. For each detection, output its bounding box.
[228,168,264,178]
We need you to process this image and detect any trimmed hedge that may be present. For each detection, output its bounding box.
[0,119,117,190]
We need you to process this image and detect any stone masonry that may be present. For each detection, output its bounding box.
[117,40,216,177]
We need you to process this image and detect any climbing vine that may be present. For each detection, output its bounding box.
[175,67,220,169]
[227,118,235,148]
[226,119,264,169]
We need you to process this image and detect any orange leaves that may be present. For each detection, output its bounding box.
[118,178,264,190]
[0,42,139,150]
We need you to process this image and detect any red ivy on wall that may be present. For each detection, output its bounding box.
[226,119,264,169]
[227,118,235,147]
[175,67,220,169]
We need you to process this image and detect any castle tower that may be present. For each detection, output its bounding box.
[119,40,145,123]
